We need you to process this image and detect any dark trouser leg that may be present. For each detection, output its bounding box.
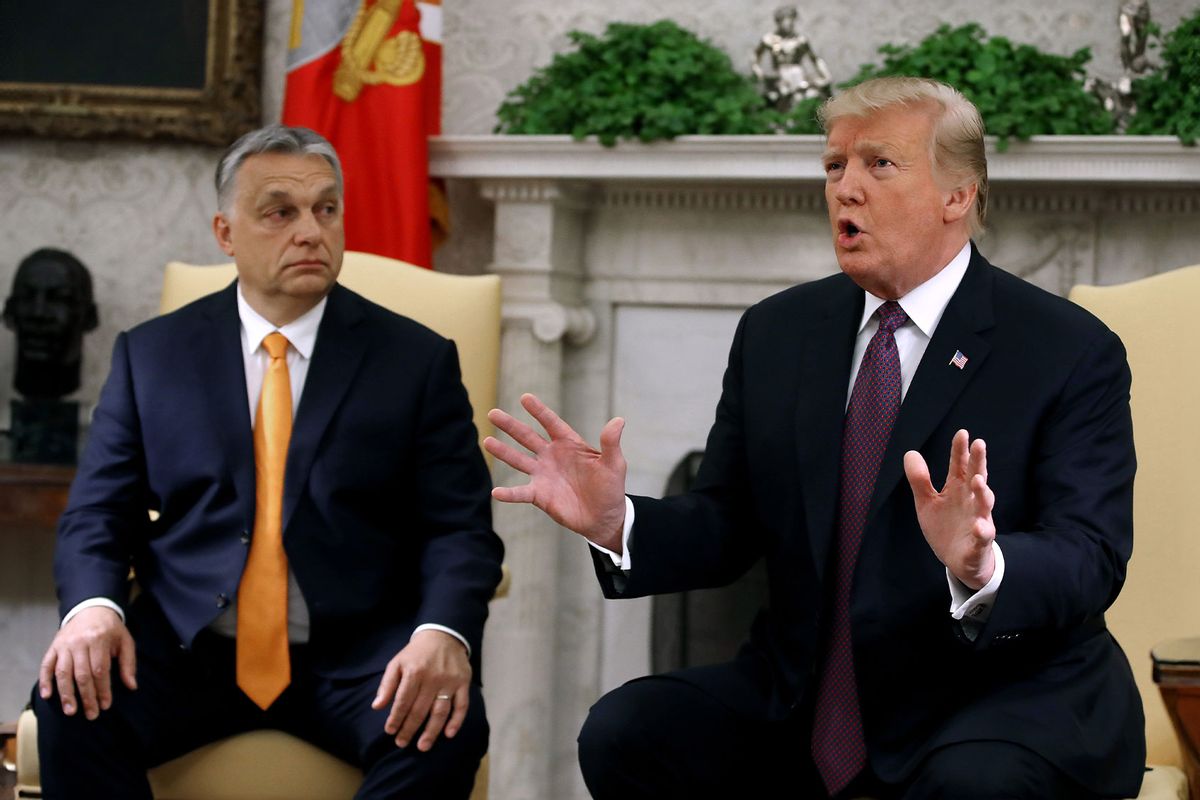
[577,673,822,800]
[899,740,1098,800]
[33,599,262,800]
[282,664,489,800]
[34,688,153,800]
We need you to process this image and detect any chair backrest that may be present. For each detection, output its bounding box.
[161,251,501,453]
[1070,264,1200,767]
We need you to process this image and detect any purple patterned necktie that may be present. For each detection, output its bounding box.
[811,300,908,796]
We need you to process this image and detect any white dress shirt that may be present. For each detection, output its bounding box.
[595,242,1003,631]
[65,286,470,653]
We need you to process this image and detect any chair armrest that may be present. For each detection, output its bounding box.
[14,709,40,794]
[493,564,511,600]
[2,719,17,773]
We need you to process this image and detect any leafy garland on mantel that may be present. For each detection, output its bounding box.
[845,23,1113,148]
[495,12,1200,147]
[1127,9,1200,144]
[494,21,771,146]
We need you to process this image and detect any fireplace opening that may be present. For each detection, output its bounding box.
[651,450,770,673]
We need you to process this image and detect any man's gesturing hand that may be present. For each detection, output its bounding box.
[373,629,472,752]
[485,393,628,554]
[39,606,137,720]
[903,429,997,590]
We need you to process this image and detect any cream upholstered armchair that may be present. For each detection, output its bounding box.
[1070,264,1200,800]
[14,251,505,799]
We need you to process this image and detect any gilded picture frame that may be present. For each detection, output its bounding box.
[0,0,263,146]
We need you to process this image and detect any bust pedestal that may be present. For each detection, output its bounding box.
[1152,637,1200,800]
[9,399,79,464]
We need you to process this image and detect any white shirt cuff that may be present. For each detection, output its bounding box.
[413,623,471,657]
[589,496,635,570]
[62,597,126,627]
[947,540,1005,623]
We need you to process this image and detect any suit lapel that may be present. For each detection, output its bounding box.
[796,277,863,577]
[282,284,368,533]
[197,283,256,530]
[866,247,996,525]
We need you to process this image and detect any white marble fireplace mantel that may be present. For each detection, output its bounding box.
[429,134,1199,800]
[432,134,1200,184]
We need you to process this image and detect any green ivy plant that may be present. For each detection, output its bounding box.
[844,23,1115,149]
[768,95,825,135]
[494,20,773,145]
[1127,8,1200,144]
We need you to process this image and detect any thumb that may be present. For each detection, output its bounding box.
[598,417,625,463]
[373,658,404,709]
[117,628,138,691]
[903,450,935,501]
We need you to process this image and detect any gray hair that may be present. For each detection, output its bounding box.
[214,124,344,213]
[818,76,988,237]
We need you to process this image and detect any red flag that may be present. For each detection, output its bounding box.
[282,0,445,268]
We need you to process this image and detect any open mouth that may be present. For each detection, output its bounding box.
[837,220,863,244]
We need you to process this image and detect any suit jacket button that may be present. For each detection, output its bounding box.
[216,593,230,609]
[240,531,251,545]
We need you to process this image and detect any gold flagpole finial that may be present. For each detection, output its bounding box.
[289,0,305,49]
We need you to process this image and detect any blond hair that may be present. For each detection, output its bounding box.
[818,77,988,237]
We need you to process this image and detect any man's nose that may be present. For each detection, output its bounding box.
[292,210,321,244]
[833,162,865,205]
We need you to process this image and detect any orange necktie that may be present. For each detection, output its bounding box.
[237,331,292,709]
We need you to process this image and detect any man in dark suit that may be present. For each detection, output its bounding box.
[486,77,1144,799]
[33,125,503,799]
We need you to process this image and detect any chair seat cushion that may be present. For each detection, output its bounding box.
[148,730,361,800]
[1131,765,1188,800]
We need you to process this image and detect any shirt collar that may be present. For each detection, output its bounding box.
[236,285,327,359]
[856,241,972,336]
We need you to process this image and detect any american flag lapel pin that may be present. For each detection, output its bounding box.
[950,350,968,369]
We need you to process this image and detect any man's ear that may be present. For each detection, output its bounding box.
[213,212,236,257]
[943,183,978,225]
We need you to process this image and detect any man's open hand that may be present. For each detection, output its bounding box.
[39,606,137,720]
[904,429,997,589]
[485,393,628,553]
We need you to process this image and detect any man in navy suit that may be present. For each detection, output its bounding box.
[33,125,503,799]
[487,77,1144,798]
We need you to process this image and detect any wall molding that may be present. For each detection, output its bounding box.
[432,135,1200,186]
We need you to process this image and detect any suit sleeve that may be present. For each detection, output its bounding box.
[411,338,504,655]
[976,325,1135,646]
[593,309,765,598]
[54,332,151,618]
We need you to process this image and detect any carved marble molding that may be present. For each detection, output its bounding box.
[480,178,594,208]
[477,181,1200,219]
[503,300,597,345]
[989,187,1200,216]
[591,186,1200,216]
[432,135,1200,185]
[601,185,826,213]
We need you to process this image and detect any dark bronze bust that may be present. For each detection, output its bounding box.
[3,248,98,399]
